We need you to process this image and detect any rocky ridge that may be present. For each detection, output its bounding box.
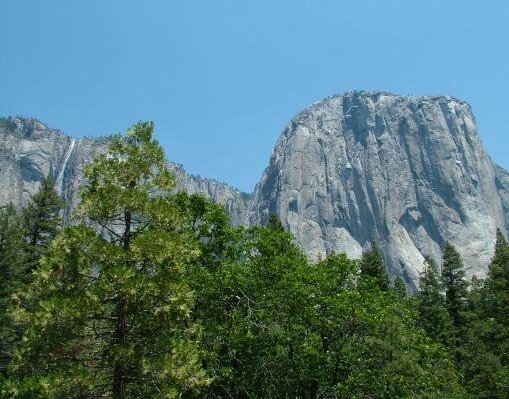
[1,91,508,290]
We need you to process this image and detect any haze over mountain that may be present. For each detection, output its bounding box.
[1,91,508,290]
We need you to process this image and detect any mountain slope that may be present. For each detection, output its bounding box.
[1,91,507,289]
[251,92,507,288]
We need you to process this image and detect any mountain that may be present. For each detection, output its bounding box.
[1,91,508,290]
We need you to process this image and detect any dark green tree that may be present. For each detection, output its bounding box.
[392,275,407,300]
[4,122,209,398]
[0,204,25,375]
[417,258,452,346]
[0,177,64,379]
[441,242,469,329]
[486,229,509,332]
[21,174,64,272]
[359,242,390,291]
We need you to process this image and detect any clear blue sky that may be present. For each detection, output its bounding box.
[1,1,508,192]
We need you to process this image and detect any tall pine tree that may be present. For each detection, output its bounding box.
[441,242,468,329]
[5,122,209,399]
[22,174,64,275]
[1,177,64,377]
[418,258,452,346]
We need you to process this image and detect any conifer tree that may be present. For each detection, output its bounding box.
[359,242,389,291]
[392,276,407,300]
[486,229,509,329]
[441,242,468,329]
[21,175,64,272]
[5,122,209,399]
[417,258,452,346]
[0,204,25,375]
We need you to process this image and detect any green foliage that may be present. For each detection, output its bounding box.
[359,242,390,291]
[22,175,64,272]
[418,258,452,346]
[191,223,465,398]
[392,275,407,300]
[441,243,469,330]
[1,122,505,398]
[1,176,64,377]
[5,122,209,398]
[461,228,509,398]
[0,204,26,375]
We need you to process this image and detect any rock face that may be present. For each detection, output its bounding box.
[252,92,508,289]
[1,91,508,289]
[0,117,250,225]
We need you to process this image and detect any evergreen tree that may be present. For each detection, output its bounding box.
[473,228,509,398]
[0,204,25,375]
[441,242,468,329]
[462,276,501,399]
[441,242,470,367]
[5,122,209,398]
[417,258,452,346]
[359,242,390,291]
[486,229,509,331]
[392,275,407,300]
[0,177,64,377]
[21,174,64,272]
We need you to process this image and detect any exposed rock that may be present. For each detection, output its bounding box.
[251,92,508,289]
[0,117,251,225]
[1,92,508,290]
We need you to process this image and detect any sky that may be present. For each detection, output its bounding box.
[1,1,508,192]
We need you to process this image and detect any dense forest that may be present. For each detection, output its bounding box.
[0,123,508,398]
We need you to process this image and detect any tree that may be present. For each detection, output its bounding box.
[1,177,64,377]
[359,242,389,291]
[486,229,509,331]
[0,204,25,375]
[441,243,468,329]
[440,242,470,368]
[417,258,452,346]
[21,174,64,273]
[6,122,209,398]
[392,276,407,300]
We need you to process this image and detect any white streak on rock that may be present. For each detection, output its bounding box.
[55,139,75,196]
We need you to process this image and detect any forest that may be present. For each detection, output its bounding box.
[0,122,508,398]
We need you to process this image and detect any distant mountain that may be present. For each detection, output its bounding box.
[2,91,508,290]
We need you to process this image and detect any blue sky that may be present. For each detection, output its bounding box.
[1,1,508,192]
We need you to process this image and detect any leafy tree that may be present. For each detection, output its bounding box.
[193,219,466,398]
[359,242,389,291]
[5,122,209,398]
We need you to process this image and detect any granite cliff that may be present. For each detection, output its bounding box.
[1,91,508,289]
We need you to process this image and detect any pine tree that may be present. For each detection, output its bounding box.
[359,242,390,291]
[6,122,209,398]
[486,229,509,330]
[0,177,64,377]
[440,242,469,362]
[441,242,468,328]
[417,258,452,346]
[0,204,26,375]
[392,276,407,300]
[478,228,509,397]
[21,175,64,272]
